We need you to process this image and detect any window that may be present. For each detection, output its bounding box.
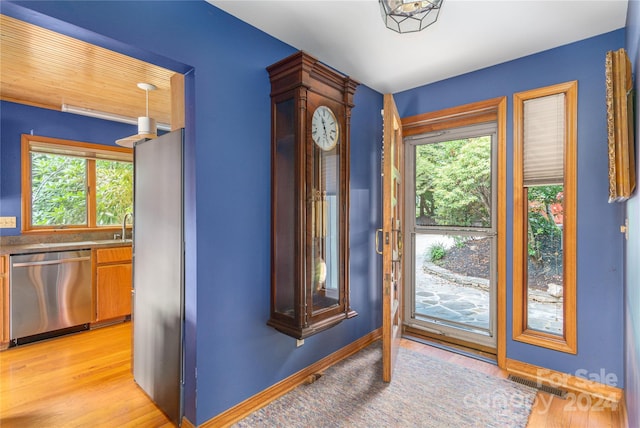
[513,81,577,354]
[21,134,133,232]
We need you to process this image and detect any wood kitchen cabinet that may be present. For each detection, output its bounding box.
[1,255,9,349]
[94,246,132,323]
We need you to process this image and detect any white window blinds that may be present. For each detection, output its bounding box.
[523,93,565,186]
[29,140,132,162]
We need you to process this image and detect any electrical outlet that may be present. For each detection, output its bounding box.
[0,217,16,228]
[621,218,629,240]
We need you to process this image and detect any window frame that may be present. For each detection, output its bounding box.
[21,134,133,234]
[512,81,578,354]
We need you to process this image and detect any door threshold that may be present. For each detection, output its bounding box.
[403,330,497,365]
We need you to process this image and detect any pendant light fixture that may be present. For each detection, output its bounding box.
[116,82,158,147]
[379,0,444,33]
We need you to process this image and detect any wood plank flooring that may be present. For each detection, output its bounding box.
[0,323,626,427]
[0,322,172,427]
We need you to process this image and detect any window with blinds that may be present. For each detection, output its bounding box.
[512,81,577,354]
[523,93,565,186]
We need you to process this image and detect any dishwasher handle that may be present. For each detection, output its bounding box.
[12,256,91,268]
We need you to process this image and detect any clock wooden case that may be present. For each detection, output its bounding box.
[267,51,359,339]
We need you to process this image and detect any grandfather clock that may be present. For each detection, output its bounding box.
[267,51,359,339]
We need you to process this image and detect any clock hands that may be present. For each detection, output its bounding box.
[321,117,329,146]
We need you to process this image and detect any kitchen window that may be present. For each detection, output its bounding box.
[512,81,577,354]
[21,134,133,232]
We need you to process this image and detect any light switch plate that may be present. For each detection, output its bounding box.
[0,216,17,228]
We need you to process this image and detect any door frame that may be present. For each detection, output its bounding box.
[399,97,507,368]
[3,2,195,423]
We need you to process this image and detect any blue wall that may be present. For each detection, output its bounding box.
[395,30,626,386]
[1,1,383,424]
[624,0,640,425]
[2,0,635,424]
[0,101,137,236]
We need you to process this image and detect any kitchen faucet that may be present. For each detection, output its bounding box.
[122,212,133,240]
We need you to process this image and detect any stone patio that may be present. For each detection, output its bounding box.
[413,235,563,335]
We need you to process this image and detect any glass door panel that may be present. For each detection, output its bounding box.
[526,184,564,335]
[405,123,497,350]
[413,233,493,335]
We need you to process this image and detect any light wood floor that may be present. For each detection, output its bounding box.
[0,322,172,427]
[1,323,625,427]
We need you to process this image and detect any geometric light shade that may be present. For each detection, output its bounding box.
[379,0,444,33]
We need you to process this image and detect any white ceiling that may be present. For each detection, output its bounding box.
[209,0,629,94]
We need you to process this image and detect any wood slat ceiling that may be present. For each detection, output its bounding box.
[1,14,174,126]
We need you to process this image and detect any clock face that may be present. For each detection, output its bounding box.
[311,106,339,151]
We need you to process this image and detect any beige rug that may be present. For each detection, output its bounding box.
[235,342,536,427]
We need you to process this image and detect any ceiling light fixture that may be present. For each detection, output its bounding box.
[379,0,443,33]
[116,82,159,148]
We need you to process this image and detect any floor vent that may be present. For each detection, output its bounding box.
[508,375,568,398]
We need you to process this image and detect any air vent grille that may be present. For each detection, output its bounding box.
[508,375,568,398]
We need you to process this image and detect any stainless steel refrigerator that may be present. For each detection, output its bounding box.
[132,130,184,425]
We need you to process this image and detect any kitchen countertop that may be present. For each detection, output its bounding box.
[0,239,132,256]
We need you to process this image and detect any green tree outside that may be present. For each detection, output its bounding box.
[96,160,133,226]
[415,136,491,227]
[527,185,563,267]
[31,153,133,227]
[31,153,87,226]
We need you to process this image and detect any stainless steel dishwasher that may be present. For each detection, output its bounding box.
[10,249,92,342]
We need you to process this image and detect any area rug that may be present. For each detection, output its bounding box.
[234,342,536,428]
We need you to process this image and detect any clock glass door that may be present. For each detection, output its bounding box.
[310,118,340,314]
[272,98,296,319]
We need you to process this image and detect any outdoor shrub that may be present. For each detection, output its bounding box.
[427,241,447,262]
[453,236,467,248]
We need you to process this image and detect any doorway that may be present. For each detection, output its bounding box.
[1,4,191,423]
[404,122,498,353]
